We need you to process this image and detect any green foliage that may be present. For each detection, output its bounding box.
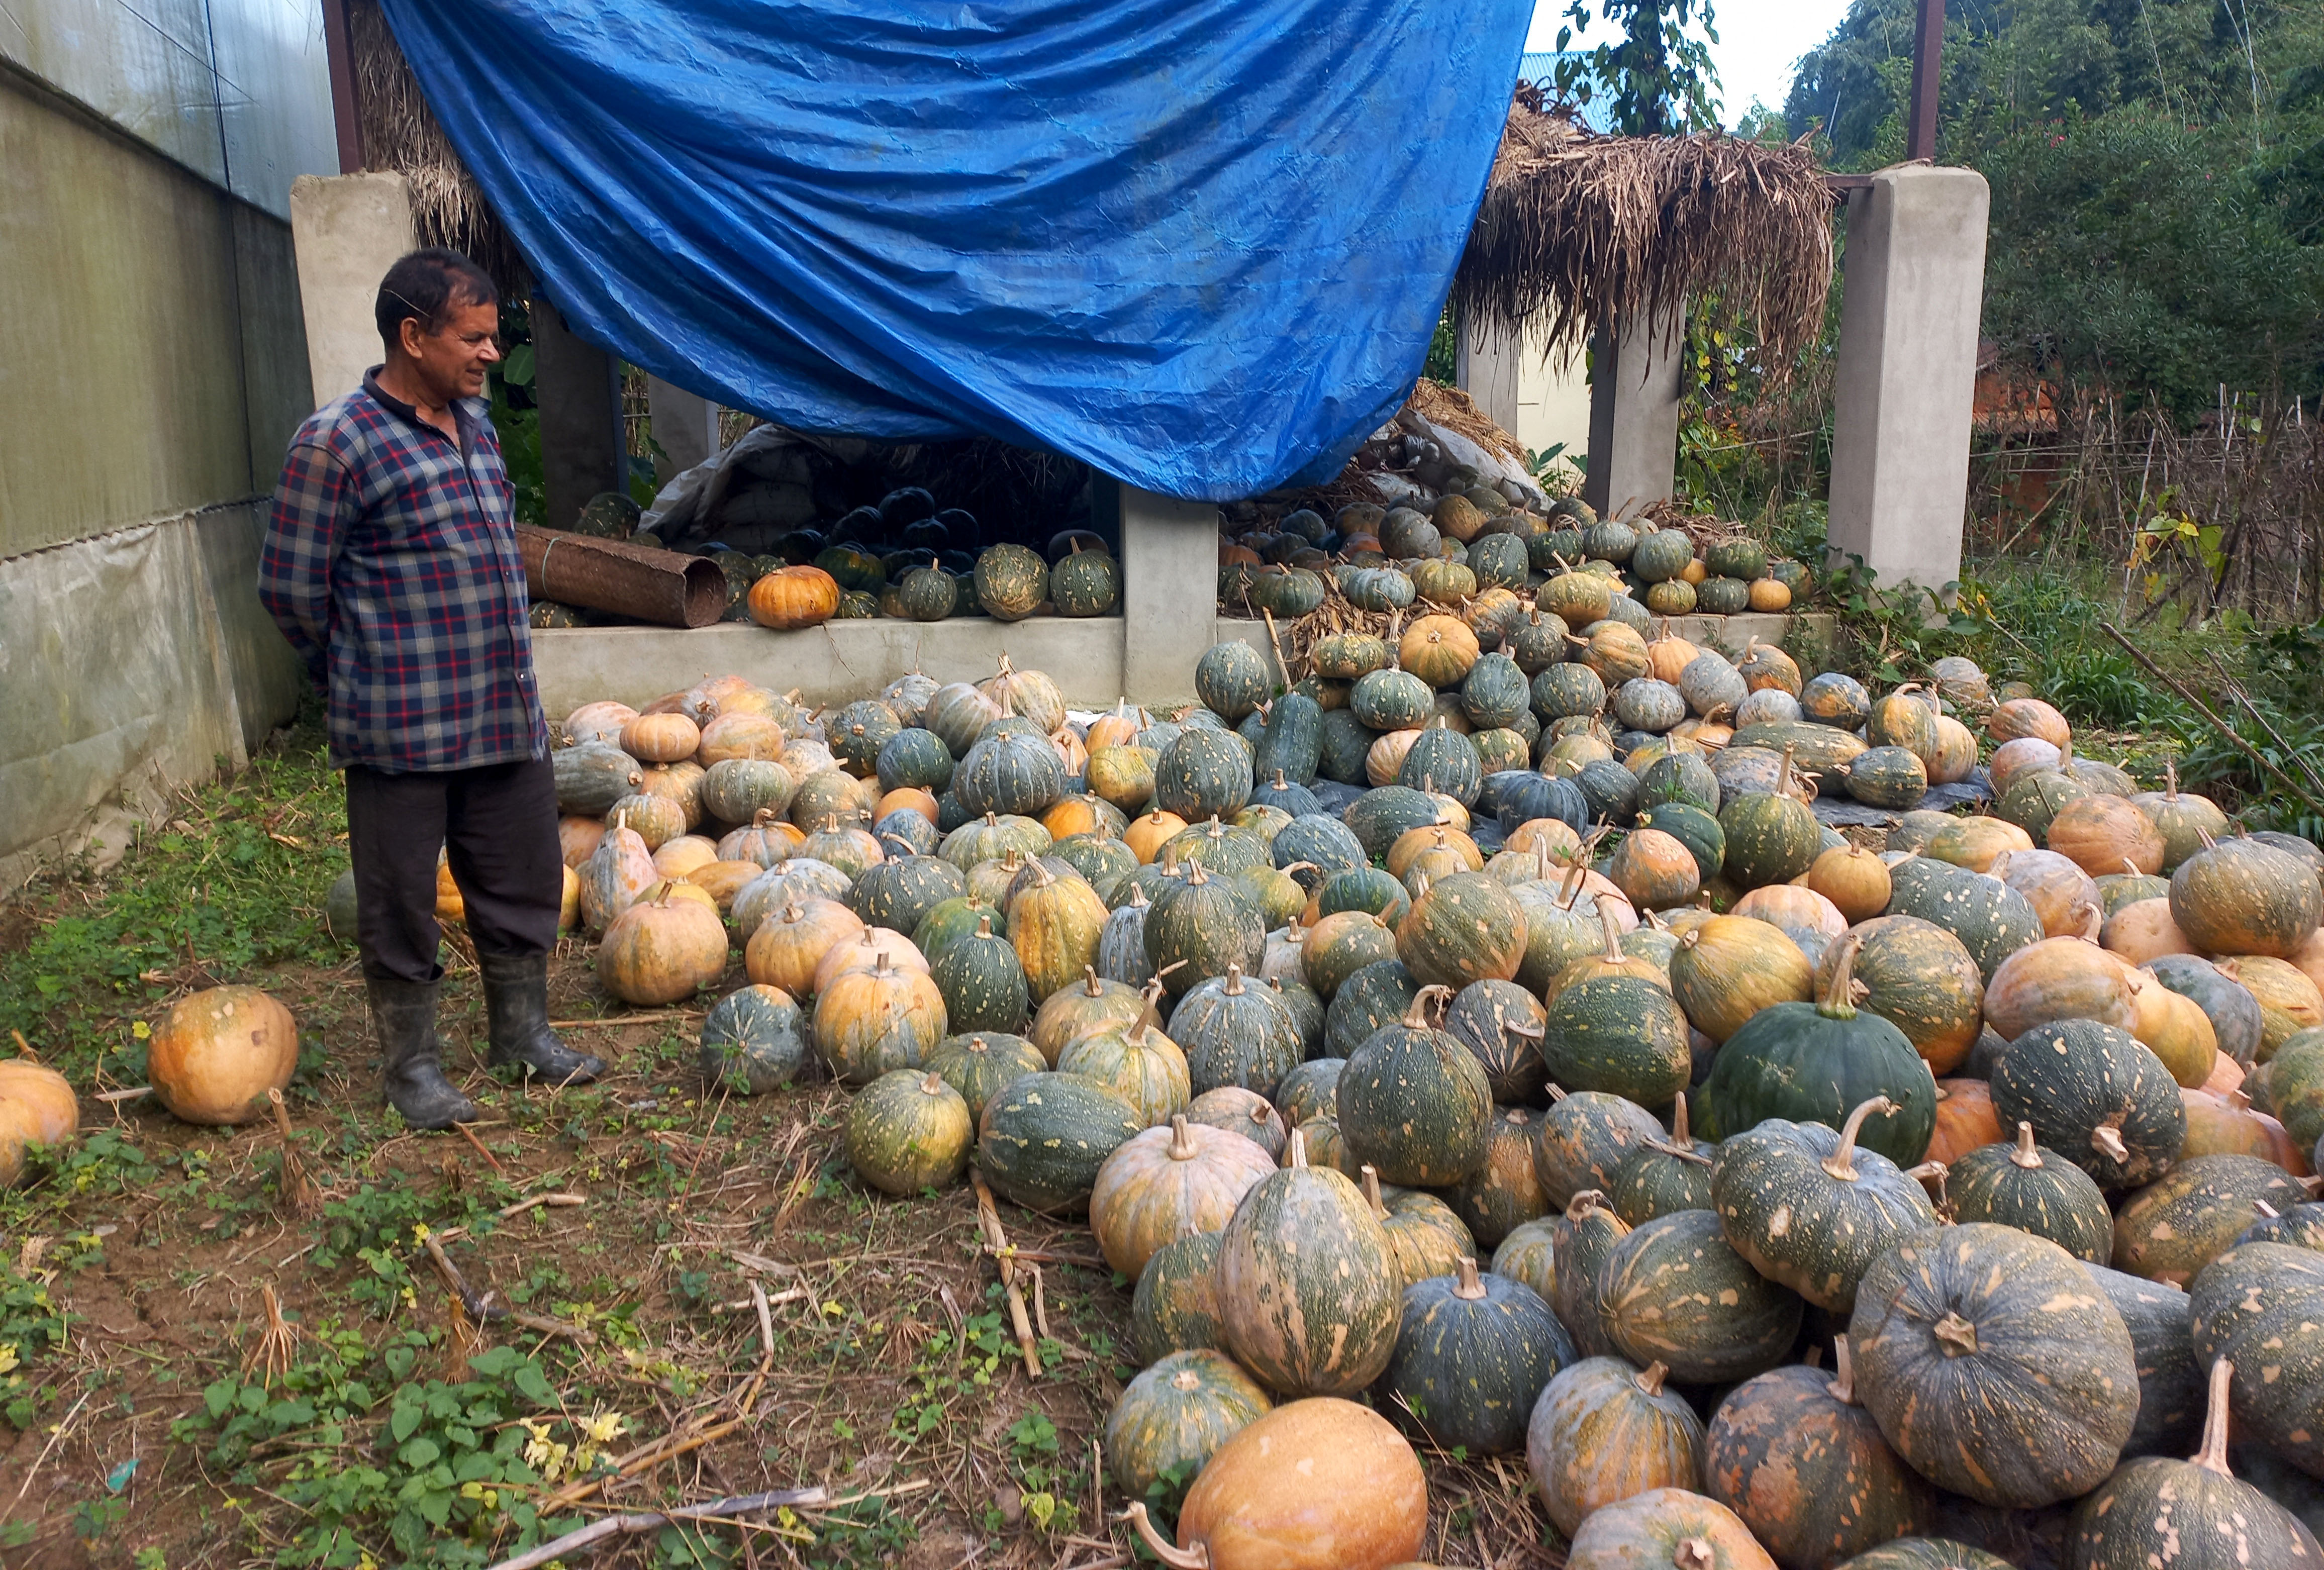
[1553,0,1723,135]
[1424,304,1458,384]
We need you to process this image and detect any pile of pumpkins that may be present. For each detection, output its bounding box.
[546,633,2324,1570]
[1218,488,1809,629]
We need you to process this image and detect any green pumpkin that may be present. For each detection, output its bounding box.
[925,916,1030,1034]
[1609,1099,1717,1224]
[1316,864,1413,924]
[1704,934,1940,1166]
[1530,662,1608,722]
[894,564,958,620]
[1883,856,2046,983]
[1630,528,1695,583]
[1947,1121,2113,1262]
[702,757,799,824]
[923,1030,1045,1123]
[1193,641,1270,723]
[1711,1096,1941,1314]
[1154,730,1254,824]
[2172,835,2324,959]
[2192,1242,2324,1480]
[1831,1543,2014,1570]
[1214,1131,1402,1396]
[1310,632,1393,680]
[845,1069,974,1194]
[874,729,954,795]
[1845,745,1930,810]
[1398,726,1482,807]
[1695,575,1753,614]
[1703,1339,1939,1568]
[1525,1355,1708,1538]
[2067,1358,2324,1569]
[1546,1190,1632,1360]
[1848,1223,2139,1508]
[1441,977,1549,1103]
[1990,1019,2186,1190]
[846,853,966,936]
[815,544,886,591]
[915,895,1007,955]
[1162,817,1272,876]
[1727,724,1870,794]
[699,985,809,1094]
[1703,538,1767,579]
[1103,1349,1271,1501]
[1050,830,1135,888]
[1534,1090,1668,1209]
[1447,1104,1554,1246]
[971,543,1047,621]
[1323,957,1419,1057]
[1396,872,1527,992]
[1540,974,1691,1107]
[1346,668,1430,731]
[1379,1258,1575,1455]
[1491,1216,1559,1304]
[2113,1152,2307,1286]
[554,741,644,816]
[1131,1231,1224,1361]
[1336,986,1494,1187]
[1599,1209,1805,1384]
[1817,915,1987,1079]
[951,732,1066,818]
[1468,532,1531,591]
[1247,694,1324,788]
[1168,964,1303,1099]
[1048,546,1121,617]
[833,588,880,618]
[1144,861,1265,1000]
[2086,1260,2205,1459]
[2242,1200,2324,1252]
[1461,653,1532,731]
[1055,1002,1191,1126]
[1632,803,1724,885]
[975,1071,1145,1214]
[1342,787,1443,861]
[1718,788,1823,889]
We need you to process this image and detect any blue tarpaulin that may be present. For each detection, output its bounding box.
[381,0,1532,500]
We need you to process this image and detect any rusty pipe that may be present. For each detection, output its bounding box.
[516,525,728,629]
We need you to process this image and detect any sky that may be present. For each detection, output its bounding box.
[1526,0,1857,127]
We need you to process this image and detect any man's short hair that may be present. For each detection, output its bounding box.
[376,248,499,351]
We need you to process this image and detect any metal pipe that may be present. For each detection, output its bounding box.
[1907,0,1946,163]
[516,526,728,628]
[321,0,365,175]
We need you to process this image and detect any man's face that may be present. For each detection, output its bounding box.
[398,300,503,404]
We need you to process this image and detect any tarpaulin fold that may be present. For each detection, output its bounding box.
[380,0,1532,500]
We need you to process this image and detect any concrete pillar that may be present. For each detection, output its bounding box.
[647,375,721,483]
[1459,315,1593,474]
[1101,477,1220,704]
[287,171,417,405]
[1827,167,1990,598]
[532,296,626,531]
[1457,312,1523,441]
[1582,308,1683,520]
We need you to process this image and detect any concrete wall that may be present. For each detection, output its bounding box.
[0,63,317,882]
[1458,316,1591,478]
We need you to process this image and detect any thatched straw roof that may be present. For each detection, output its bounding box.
[1455,94,1836,370]
[349,0,524,288]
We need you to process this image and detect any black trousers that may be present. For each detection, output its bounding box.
[346,757,563,984]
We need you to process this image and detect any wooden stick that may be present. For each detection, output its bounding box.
[498,1191,586,1220]
[547,1011,704,1028]
[486,1485,829,1570]
[970,1173,1042,1377]
[2201,648,2324,802]
[981,1244,1107,1269]
[2098,622,2324,815]
[1260,607,1294,688]
[455,1122,507,1175]
[94,1086,154,1103]
[537,1417,745,1514]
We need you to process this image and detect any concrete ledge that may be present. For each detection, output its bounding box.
[1214,611,1836,667]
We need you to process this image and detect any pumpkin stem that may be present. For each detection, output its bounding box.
[1827,1334,1858,1406]
[1082,967,1103,997]
[1816,933,1865,1021]
[1167,1114,1196,1161]
[2090,1121,2131,1164]
[1453,1256,1487,1300]
[1563,1189,1607,1222]
[2255,1199,2280,1219]
[1633,1359,1671,1397]
[2009,1121,2044,1169]
[1820,1096,1897,1182]
[2069,899,2102,942]
[1187,861,1209,887]
[1362,1165,1387,1216]
[1401,984,1454,1029]
[919,1071,945,1096]
[873,952,893,978]
[1671,1097,1691,1144]
[1932,1310,1981,1357]
[2192,1358,2236,1477]
[975,913,993,938]
[1117,1501,1208,1566]
[1672,1540,1716,1570]
[1284,1127,1308,1170]
[1222,964,1246,998]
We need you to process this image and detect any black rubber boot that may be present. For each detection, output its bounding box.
[367,976,478,1130]
[477,952,605,1086]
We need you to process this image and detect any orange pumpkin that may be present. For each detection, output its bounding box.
[1982,936,2140,1039]
[1647,626,1703,685]
[1923,817,2036,873]
[1805,846,1891,925]
[681,858,763,913]
[2180,1087,2311,1173]
[1609,828,1702,912]
[2226,954,2324,1057]
[1387,825,1484,882]
[1125,810,1191,865]
[1926,1078,2003,1165]
[1085,701,1143,751]
[558,815,606,868]
[1747,576,1791,612]
[747,565,841,630]
[1505,818,1584,863]
[2101,898,2199,965]
[2045,795,2165,877]
[651,835,720,880]
[1989,848,2101,938]
[2132,979,2219,1088]
[620,711,702,765]
[1365,730,1422,789]
[556,864,582,932]
[599,884,730,1005]
[813,956,948,1084]
[0,1060,79,1185]
[634,759,709,831]
[1042,796,1118,842]
[1088,1114,1277,1279]
[563,699,638,745]
[1398,615,1481,689]
[148,987,299,1126]
[1987,736,2063,797]
[742,899,864,996]
[695,711,788,765]
[1987,697,2071,748]
[813,926,930,995]
[877,787,941,827]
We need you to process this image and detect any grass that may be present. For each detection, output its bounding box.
[0,717,1558,1568]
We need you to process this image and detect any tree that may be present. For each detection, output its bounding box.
[1553,0,1723,135]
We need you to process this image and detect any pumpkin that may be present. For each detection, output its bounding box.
[1541,972,1691,1108]
[1717,789,1825,900]
[1991,1019,2187,1189]
[1988,697,2072,748]
[1360,1166,1479,1289]
[1883,857,2047,983]
[1548,1188,1634,1359]
[1121,1397,1426,1570]
[848,852,967,936]
[1490,1215,1559,1305]
[1104,1349,1273,1503]
[1525,1356,1707,1537]
[1983,935,2140,1040]
[747,564,840,628]
[1215,1131,1401,1396]
[651,835,720,882]
[1399,614,1482,689]
[1336,987,1493,1186]
[971,543,1047,620]
[579,813,660,934]
[2268,1030,2324,1151]
[1133,1230,1226,1361]
[924,914,1028,1034]
[742,898,861,996]
[1299,910,1398,1000]
[2238,956,2324,1057]
[1845,746,1929,810]
[2174,835,2324,959]
[599,883,730,1004]
[1849,1223,2139,1507]
[1006,861,1109,1003]
[0,1060,78,1185]
[1730,885,1848,970]
[1323,957,1419,1057]
[1704,1336,1936,1570]
[1442,978,1550,1103]
[1927,716,1981,786]
[1713,1096,1942,1315]
[813,955,946,1085]
[923,1030,1045,1123]
[2128,764,2231,870]
[1831,1543,2012,1570]
[844,1069,973,1194]
[716,810,804,869]
[1146,861,1266,999]
[2102,898,2198,966]
[1394,872,1526,989]
[2112,1152,2308,1286]
[1608,828,1701,912]
[1816,916,1986,1075]
[2130,975,2220,1086]
[1600,1208,1805,1384]
[1183,1085,1286,1158]
[1090,1114,1277,1279]
[2067,1356,2324,1568]
[1927,1078,2003,1164]
[2045,794,2166,879]
[2180,1086,2308,1171]
[2190,1241,2324,1481]
[1810,846,1893,926]
[1444,1105,1553,1246]
[1170,965,1303,1099]
[1535,1090,1669,1209]
[1565,1489,1776,1570]
[1947,1120,2113,1261]
[1669,915,1814,1044]
[812,925,929,993]
[1702,934,1939,1163]
[1924,818,2037,875]
[1376,1256,1573,1455]
[148,986,299,1126]
[1989,848,2102,938]
[976,1070,1144,1214]
[1610,1100,1717,1225]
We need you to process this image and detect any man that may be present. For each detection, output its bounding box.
[260,247,603,1129]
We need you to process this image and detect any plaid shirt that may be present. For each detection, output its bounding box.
[260,371,547,772]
